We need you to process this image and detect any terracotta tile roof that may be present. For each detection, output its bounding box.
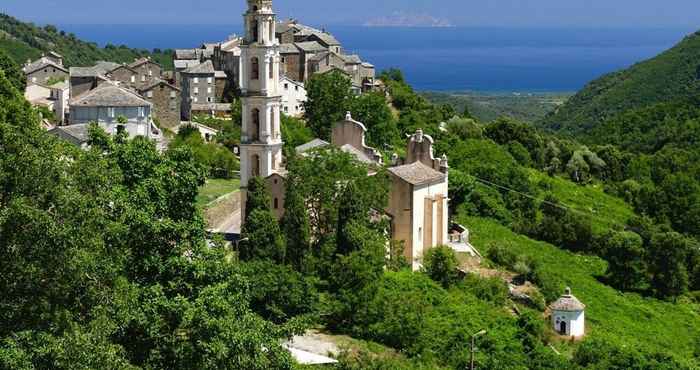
[389,161,446,186]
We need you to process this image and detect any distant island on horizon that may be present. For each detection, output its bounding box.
[363,11,454,28]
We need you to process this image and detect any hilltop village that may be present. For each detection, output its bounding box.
[12,0,700,368]
[17,0,590,357]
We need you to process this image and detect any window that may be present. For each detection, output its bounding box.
[251,20,259,42]
[207,87,212,94]
[274,198,279,209]
[193,97,198,103]
[207,77,213,84]
[207,97,213,103]
[295,86,299,91]
[31,77,36,83]
[284,83,289,90]
[284,106,288,112]
[116,125,126,135]
[130,75,136,83]
[269,59,274,78]
[194,87,199,94]
[107,107,115,118]
[170,91,177,98]
[147,91,153,98]
[251,57,259,80]
[141,75,146,82]
[193,77,199,84]
[251,108,260,141]
[138,107,145,117]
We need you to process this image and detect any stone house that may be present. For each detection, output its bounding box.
[292,41,327,82]
[107,64,139,89]
[279,43,302,82]
[23,56,69,86]
[69,61,120,98]
[69,83,161,142]
[180,60,219,120]
[305,32,342,54]
[138,79,181,128]
[213,37,242,88]
[128,57,162,89]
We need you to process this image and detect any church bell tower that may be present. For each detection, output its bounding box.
[239,0,284,220]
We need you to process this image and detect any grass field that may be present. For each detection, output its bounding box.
[196,178,240,209]
[529,169,636,233]
[461,216,700,362]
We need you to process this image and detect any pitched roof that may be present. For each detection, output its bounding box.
[175,49,199,60]
[215,70,227,79]
[138,79,180,92]
[23,57,68,74]
[183,60,215,74]
[70,83,151,107]
[277,19,299,34]
[309,32,341,46]
[70,61,120,78]
[550,289,586,312]
[174,59,201,70]
[49,124,90,145]
[220,37,242,52]
[279,43,300,54]
[294,41,327,53]
[389,161,446,186]
[340,144,374,164]
[296,138,329,154]
[339,54,362,64]
[129,57,159,69]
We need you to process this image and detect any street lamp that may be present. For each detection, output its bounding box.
[470,330,487,370]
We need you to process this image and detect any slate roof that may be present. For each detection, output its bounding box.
[138,79,180,92]
[49,124,90,145]
[183,60,215,74]
[279,43,300,54]
[389,161,446,186]
[175,49,199,60]
[220,37,242,52]
[294,41,327,53]
[550,289,586,312]
[129,57,158,69]
[70,83,151,107]
[340,144,374,164]
[339,54,362,64]
[174,59,200,70]
[295,138,329,154]
[309,32,341,46]
[70,61,120,78]
[23,57,68,74]
[277,20,298,34]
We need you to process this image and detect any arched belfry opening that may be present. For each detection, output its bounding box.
[251,108,260,141]
[251,57,259,80]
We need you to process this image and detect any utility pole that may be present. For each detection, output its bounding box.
[470,330,487,370]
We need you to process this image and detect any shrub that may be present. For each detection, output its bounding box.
[422,245,459,288]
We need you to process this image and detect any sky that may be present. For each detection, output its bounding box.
[2,0,700,28]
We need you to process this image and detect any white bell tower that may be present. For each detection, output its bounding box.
[239,0,284,216]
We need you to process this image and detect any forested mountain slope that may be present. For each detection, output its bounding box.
[540,30,700,134]
[0,14,172,68]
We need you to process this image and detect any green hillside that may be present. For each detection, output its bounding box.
[0,13,173,69]
[540,30,700,134]
[464,216,700,363]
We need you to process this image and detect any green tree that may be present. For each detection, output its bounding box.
[422,245,459,288]
[648,232,690,299]
[281,172,311,271]
[348,91,399,148]
[0,49,26,91]
[603,231,646,291]
[240,209,286,263]
[244,176,271,222]
[304,70,352,140]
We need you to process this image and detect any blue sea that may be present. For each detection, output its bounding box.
[59,24,696,92]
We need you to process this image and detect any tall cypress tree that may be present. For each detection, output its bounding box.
[281,177,310,271]
[245,176,271,223]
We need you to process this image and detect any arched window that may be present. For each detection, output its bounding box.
[251,108,260,141]
[274,198,279,209]
[251,154,260,177]
[270,108,275,136]
[251,57,259,80]
[251,20,259,42]
[269,58,274,79]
